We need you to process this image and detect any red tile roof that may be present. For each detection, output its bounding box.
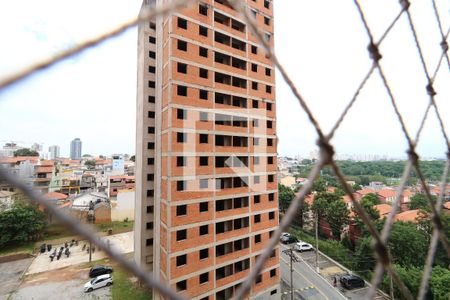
[356,188,376,196]
[395,209,420,223]
[36,166,54,173]
[0,156,39,164]
[374,204,392,217]
[44,192,68,200]
[377,189,397,198]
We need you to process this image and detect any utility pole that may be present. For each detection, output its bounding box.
[282,248,299,300]
[315,211,320,273]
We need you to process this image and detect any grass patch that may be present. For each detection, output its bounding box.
[95,220,134,235]
[112,267,151,300]
[289,226,357,270]
[0,242,34,256]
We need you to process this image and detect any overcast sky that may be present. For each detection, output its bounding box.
[0,0,449,159]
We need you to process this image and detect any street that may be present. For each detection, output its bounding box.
[280,245,346,300]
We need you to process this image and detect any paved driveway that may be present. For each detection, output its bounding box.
[0,258,33,300]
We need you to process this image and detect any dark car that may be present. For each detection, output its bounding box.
[340,274,365,290]
[281,236,298,244]
[89,265,113,278]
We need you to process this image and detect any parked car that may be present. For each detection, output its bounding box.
[294,241,314,252]
[340,274,365,290]
[84,274,113,292]
[89,265,113,278]
[281,235,298,244]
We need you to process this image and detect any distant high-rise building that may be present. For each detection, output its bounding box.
[135,1,279,299]
[48,145,60,160]
[70,138,82,160]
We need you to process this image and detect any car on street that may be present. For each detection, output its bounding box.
[89,265,113,278]
[84,274,113,292]
[294,241,314,252]
[281,235,298,244]
[339,274,365,290]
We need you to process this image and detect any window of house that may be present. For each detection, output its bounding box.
[147,206,154,213]
[147,190,154,197]
[271,289,277,295]
[149,36,156,44]
[251,45,257,54]
[252,100,258,108]
[200,89,208,100]
[255,234,261,243]
[199,46,208,57]
[176,254,187,266]
[199,25,208,37]
[176,204,187,216]
[269,211,275,219]
[147,174,154,181]
[176,280,187,291]
[199,134,208,144]
[253,138,260,146]
[176,229,187,241]
[264,0,270,9]
[177,62,187,74]
[264,16,270,26]
[199,156,208,166]
[254,176,260,184]
[148,66,155,73]
[256,274,262,284]
[254,195,260,204]
[200,112,208,122]
[266,85,272,94]
[267,138,273,146]
[148,127,155,134]
[148,111,155,118]
[268,156,274,164]
[268,174,274,182]
[199,201,208,211]
[177,132,187,143]
[148,96,155,103]
[269,193,274,201]
[177,85,187,96]
[252,81,258,90]
[265,67,271,76]
[267,120,273,128]
[254,214,261,223]
[254,156,260,165]
[149,22,156,30]
[177,108,186,119]
[199,4,208,15]
[251,63,257,72]
[177,17,188,29]
[177,40,187,51]
[148,81,155,88]
[200,248,209,259]
[147,142,155,149]
[252,119,259,127]
[199,272,209,284]
[200,179,209,189]
[146,238,153,246]
[149,51,156,59]
[146,222,153,229]
[199,225,209,235]
[147,158,154,165]
[177,180,186,191]
[199,68,208,79]
[177,156,186,167]
[266,102,272,111]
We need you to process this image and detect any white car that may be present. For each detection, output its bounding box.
[294,241,314,252]
[84,274,113,292]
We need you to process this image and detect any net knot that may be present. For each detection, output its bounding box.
[440,40,449,52]
[367,42,382,62]
[399,0,410,10]
[317,138,334,165]
[426,83,436,96]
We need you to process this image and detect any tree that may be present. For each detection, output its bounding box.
[354,236,376,272]
[410,193,436,211]
[130,155,136,162]
[361,193,380,205]
[278,184,295,212]
[388,221,428,267]
[353,197,380,230]
[312,177,327,192]
[82,154,92,157]
[84,159,96,170]
[325,199,349,240]
[13,148,39,157]
[0,204,46,248]
[311,192,349,240]
[352,183,362,191]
